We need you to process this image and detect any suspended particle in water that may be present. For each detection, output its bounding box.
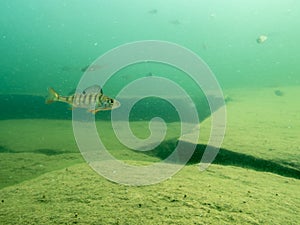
[256,35,268,44]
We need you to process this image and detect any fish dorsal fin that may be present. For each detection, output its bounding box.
[82,85,102,95]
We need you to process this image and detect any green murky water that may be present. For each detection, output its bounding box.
[1,0,299,95]
[1,1,300,224]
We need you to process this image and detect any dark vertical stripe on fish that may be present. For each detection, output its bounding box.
[88,94,93,105]
[66,96,72,104]
[84,94,90,106]
[71,95,74,104]
[82,94,88,105]
[98,95,104,107]
[99,93,104,105]
[93,93,98,105]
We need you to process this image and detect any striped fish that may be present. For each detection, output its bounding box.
[46,85,120,114]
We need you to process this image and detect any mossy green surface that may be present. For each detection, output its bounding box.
[0,86,299,224]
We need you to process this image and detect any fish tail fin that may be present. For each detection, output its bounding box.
[46,87,60,104]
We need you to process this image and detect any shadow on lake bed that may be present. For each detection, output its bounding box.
[146,140,300,180]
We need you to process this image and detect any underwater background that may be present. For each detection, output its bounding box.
[1,0,300,95]
[1,0,300,224]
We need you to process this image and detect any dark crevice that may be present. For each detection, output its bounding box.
[145,140,300,179]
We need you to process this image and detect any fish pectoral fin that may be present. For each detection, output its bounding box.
[88,109,101,114]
